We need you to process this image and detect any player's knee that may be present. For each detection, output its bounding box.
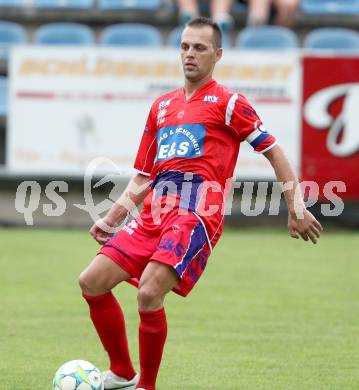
[78,270,93,294]
[79,269,108,296]
[137,282,164,310]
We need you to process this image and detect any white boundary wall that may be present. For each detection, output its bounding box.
[8,46,301,179]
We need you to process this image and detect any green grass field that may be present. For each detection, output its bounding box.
[0,227,358,390]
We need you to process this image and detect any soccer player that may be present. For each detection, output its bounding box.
[79,17,322,390]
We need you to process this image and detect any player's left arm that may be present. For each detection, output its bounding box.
[263,144,323,244]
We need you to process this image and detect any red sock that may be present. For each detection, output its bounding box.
[136,307,167,390]
[83,292,136,380]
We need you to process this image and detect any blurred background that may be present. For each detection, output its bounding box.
[0,0,358,229]
[1,3,359,389]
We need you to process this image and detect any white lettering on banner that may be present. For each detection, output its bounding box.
[304,83,359,157]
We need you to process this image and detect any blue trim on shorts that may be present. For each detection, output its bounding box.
[174,222,207,277]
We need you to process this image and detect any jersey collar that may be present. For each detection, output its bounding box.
[182,79,217,103]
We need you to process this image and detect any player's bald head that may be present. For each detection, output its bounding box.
[185,17,222,49]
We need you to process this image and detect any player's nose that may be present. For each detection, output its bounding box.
[186,46,196,56]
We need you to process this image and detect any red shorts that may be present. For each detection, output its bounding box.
[99,206,213,297]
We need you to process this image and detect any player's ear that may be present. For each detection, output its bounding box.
[215,47,223,63]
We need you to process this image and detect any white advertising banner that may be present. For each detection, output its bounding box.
[8,46,300,178]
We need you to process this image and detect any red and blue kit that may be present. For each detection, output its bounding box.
[100,79,276,296]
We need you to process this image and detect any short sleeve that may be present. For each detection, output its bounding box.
[133,103,157,175]
[225,93,277,153]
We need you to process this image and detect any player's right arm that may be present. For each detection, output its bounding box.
[90,173,151,245]
[90,101,158,245]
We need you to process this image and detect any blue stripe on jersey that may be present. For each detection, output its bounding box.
[151,170,204,212]
[250,132,270,148]
[175,222,207,277]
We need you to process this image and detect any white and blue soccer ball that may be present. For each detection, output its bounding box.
[53,360,104,390]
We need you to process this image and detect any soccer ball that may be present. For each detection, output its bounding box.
[53,360,104,390]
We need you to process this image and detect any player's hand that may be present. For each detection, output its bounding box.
[89,216,119,245]
[288,209,323,244]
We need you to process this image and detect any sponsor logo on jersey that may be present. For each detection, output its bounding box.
[158,99,171,109]
[204,95,219,103]
[157,108,167,126]
[172,224,180,234]
[123,219,138,235]
[158,236,185,257]
[242,107,256,118]
[177,110,185,119]
[155,124,205,162]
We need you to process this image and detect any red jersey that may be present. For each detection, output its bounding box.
[134,79,276,245]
